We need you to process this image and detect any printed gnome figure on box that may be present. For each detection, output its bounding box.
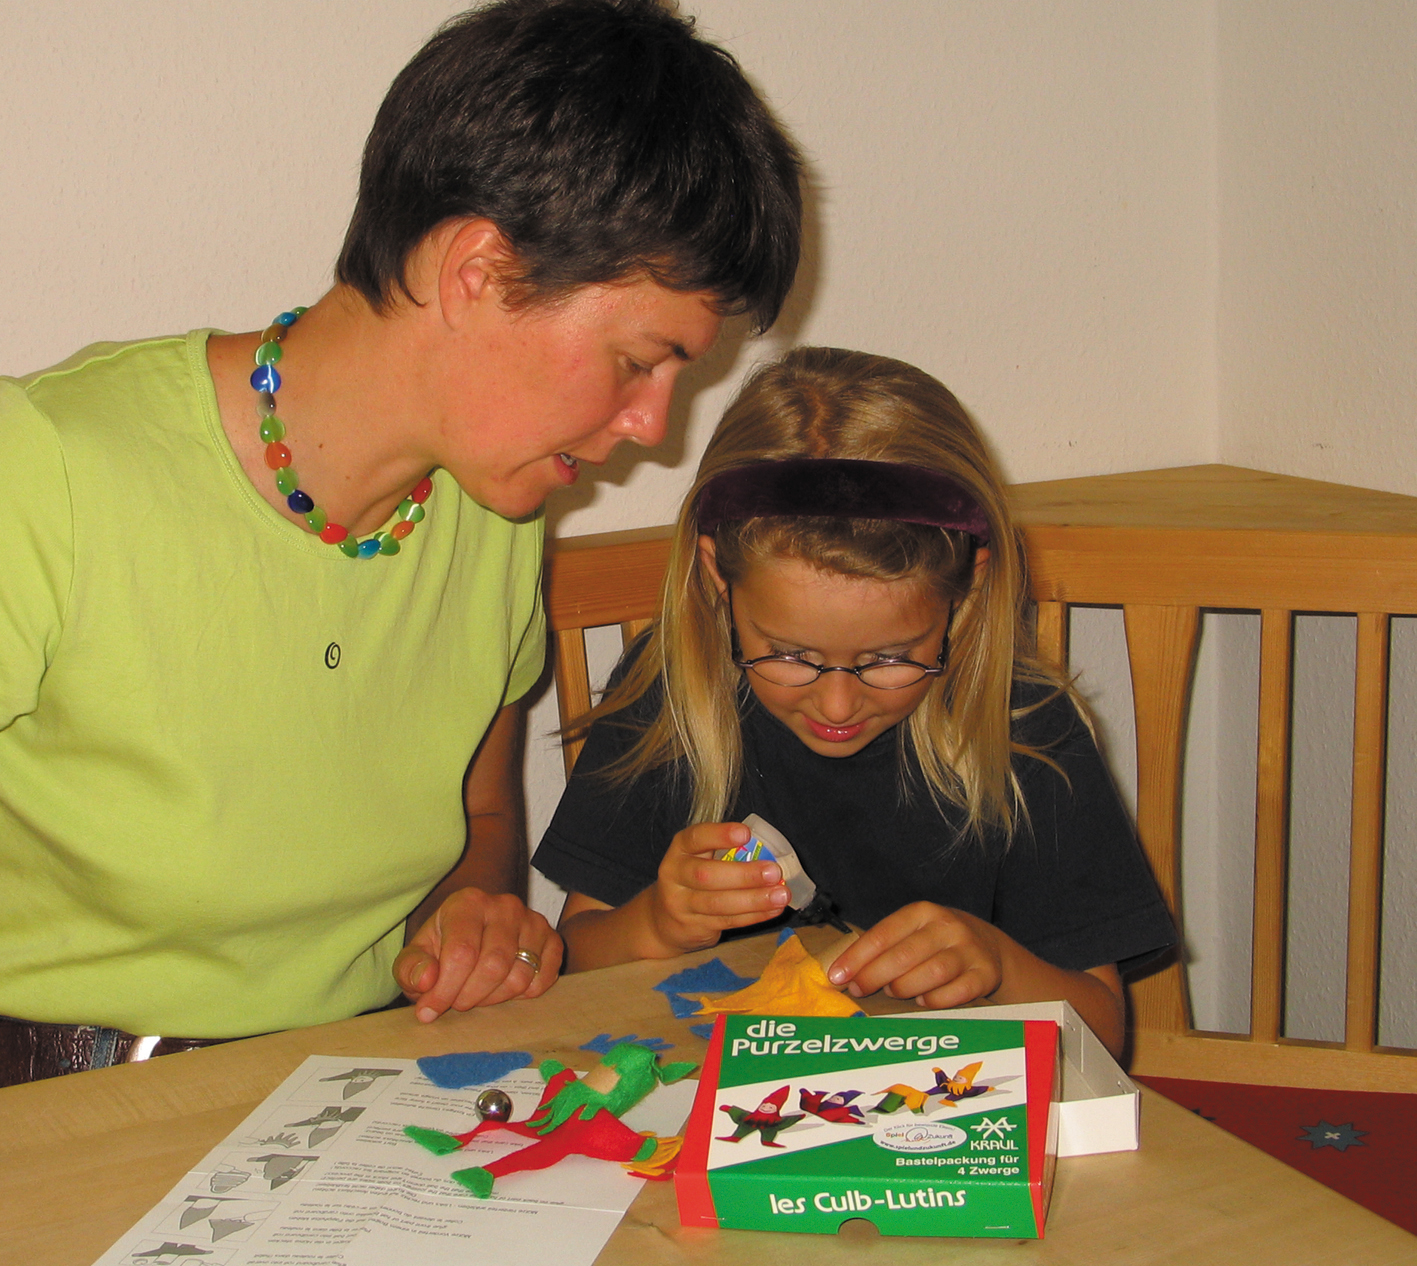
[406,1043,695,1197]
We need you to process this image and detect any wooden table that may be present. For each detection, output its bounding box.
[3,929,1412,1266]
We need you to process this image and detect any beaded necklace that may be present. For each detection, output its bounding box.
[250,308,431,558]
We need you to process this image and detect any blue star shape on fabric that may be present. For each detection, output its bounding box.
[416,1051,532,1090]
[1298,1120,1367,1151]
[652,958,756,1019]
[579,1033,674,1054]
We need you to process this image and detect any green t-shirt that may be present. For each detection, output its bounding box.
[0,332,546,1037]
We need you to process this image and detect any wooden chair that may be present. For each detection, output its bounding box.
[544,465,1417,1091]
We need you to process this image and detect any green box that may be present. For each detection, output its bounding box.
[676,1015,1059,1238]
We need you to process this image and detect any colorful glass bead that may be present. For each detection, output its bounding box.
[252,307,429,559]
[250,364,280,393]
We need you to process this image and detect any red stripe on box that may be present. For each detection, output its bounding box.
[674,1014,726,1228]
[1023,1019,1059,1238]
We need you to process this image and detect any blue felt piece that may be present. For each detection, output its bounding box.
[416,1050,532,1090]
[689,1023,717,1040]
[776,926,795,945]
[653,958,757,1019]
[579,1033,674,1054]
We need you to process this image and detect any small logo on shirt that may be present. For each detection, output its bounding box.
[324,642,341,669]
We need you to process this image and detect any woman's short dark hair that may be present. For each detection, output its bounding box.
[336,0,803,333]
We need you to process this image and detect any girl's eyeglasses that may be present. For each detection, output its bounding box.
[727,591,949,690]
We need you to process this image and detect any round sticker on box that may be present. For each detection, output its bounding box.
[873,1121,968,1154]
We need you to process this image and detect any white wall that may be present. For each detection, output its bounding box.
[0,1,460,371]
[1218,1,1417,495]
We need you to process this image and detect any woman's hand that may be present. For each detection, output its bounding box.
[395,887,563,1023]
[825,902,1004,1009]
[643,821,790,956]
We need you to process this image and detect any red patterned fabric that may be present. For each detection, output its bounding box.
[1137,1076,1417,1234]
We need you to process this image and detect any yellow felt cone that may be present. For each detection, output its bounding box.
[689,934,862,1018]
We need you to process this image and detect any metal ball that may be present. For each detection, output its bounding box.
[475,1088,513,1123]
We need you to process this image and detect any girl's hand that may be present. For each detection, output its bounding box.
[645,821,791,955]
[825,902,1004,1009]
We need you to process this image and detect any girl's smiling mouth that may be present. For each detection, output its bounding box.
[805,718,866,743]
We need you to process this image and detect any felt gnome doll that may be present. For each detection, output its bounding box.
[715,1085,804,1147]
[406,1043,694,1197]
[799,1087,867,1125]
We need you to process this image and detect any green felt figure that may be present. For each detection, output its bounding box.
[530,1043,696,1133]
[406,1042,696,1197]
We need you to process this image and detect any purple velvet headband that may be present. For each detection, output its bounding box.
[694,458,991,544]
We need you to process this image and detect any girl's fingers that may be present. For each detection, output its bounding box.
[916,975,989,1011]
[828,903,947,986]
[674,821,751,857]
[665,825,781,892]
[835,906,1002,1004]
[684,882,790,919]
[886,951,987,1004]
[679,857,782,891]
[847,930,959,998]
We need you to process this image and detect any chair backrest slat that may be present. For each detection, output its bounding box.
[1034,598,1069,668]
[1251,608,1294,1044]
[554,627,594,777]
[1346,611,1390,1053]
[1121,603,1200,1037]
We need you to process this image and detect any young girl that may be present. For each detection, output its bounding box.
[532,348,1173,1057]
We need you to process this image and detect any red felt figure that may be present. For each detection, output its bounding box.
[798,1087,867,1125]
[405,1043,694,1197]
[716,1085,804,1147]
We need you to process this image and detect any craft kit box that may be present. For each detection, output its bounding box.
[918,1000,1140,1157]
[676,1014,1059,1238]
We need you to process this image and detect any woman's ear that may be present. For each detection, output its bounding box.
[697,535,729,600]
[436,218,518,329]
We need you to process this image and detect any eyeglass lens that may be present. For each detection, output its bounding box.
[746,659,934,689]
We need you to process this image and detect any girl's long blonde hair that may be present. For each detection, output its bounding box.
[576,346,1068,836]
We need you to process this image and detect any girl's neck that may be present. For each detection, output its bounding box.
[209,286,440,537]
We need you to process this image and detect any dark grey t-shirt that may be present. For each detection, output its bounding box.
[534,668,1174,975]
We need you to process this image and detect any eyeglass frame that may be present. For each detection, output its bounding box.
[726,589,951,691]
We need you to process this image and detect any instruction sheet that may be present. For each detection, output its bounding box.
[92,1054,695,1266]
